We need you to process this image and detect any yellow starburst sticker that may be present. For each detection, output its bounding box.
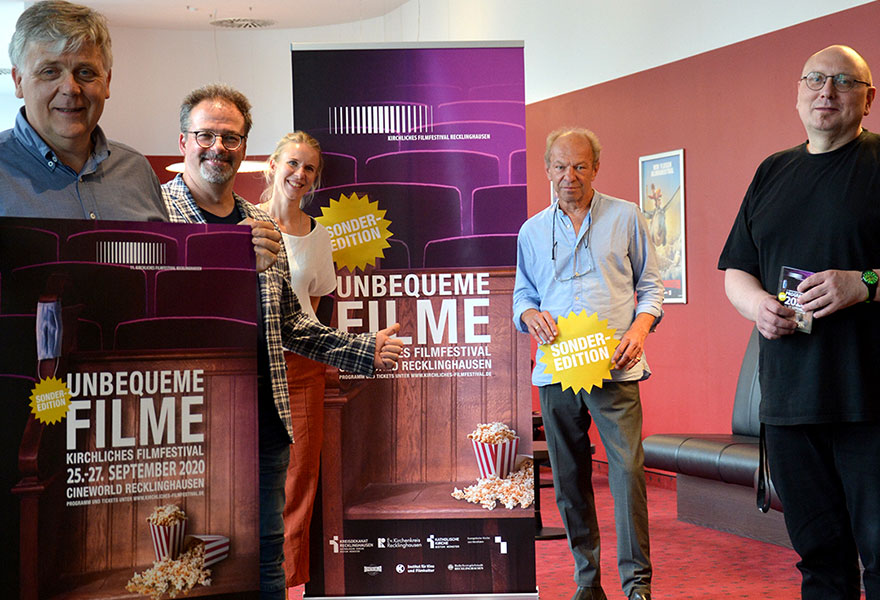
[29,376,71,425]
[315,192,393,272]
[538,311,620,394]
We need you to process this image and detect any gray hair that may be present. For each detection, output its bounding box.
[545,127,602,168]
[179,83,253,136]
[9,0,112,70]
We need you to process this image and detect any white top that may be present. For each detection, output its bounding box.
[281,219,337,323]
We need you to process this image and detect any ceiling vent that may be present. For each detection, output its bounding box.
[209,17,275,29]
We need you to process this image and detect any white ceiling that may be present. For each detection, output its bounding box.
[2,0,409,31]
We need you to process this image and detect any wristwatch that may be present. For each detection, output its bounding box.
[861,270,879,303]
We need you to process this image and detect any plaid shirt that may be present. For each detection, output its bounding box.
[161,174,376,441]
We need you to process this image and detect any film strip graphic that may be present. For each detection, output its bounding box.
[328,104,434,135]
[96,241,167,265]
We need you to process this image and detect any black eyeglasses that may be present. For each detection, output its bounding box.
[800,72,871,92]
[551,206,593,282]
[187,130,246,150]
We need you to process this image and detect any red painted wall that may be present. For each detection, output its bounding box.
[524,2,880,458]
[145,3,880,459]
[146,155,269,203]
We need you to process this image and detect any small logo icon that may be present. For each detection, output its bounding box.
[396,564,405,574]
[494,536,508,554]
[329,536,340,553]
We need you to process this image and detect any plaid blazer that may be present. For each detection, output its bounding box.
[162,174,375,441]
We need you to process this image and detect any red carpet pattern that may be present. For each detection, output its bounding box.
[290,470,864,599]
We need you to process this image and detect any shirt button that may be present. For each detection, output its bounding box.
[89,212,97,220]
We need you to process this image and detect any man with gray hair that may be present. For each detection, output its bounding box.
[0,0,281,269]
[0,0,166,220]
[513,127,663,600]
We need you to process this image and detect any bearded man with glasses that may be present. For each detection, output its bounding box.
[720,45,879,599]
[513,128,663,600]
[162,83,403,600]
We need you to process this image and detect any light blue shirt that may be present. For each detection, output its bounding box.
[0,107,167,221]
[513,191,664,386]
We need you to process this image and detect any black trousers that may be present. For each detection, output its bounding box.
[766,422,880,600]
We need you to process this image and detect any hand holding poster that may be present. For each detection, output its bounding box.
[538,311,620,393]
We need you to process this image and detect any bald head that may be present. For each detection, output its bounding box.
[803,45,872,84]
[797,44,876,153]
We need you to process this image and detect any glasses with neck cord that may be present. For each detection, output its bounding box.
[551,205,593,282]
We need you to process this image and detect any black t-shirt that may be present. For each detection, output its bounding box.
[200,205,290,445]
[719,130,880,425]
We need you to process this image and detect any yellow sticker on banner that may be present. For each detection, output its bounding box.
[316,192,393,272]
[538,311,619,394]
[29,376,71,425]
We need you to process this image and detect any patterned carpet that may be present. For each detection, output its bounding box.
[288,468,849,599]
[532,470,804,599]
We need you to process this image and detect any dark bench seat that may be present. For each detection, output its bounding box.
[642,329,789,547]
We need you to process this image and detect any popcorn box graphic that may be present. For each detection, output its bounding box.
[471,436,519,479]
[187,534,231,567]
[149,520,187,561]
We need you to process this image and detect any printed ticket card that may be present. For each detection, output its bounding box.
[777,266,814,334]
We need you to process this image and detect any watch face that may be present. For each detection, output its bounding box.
[864,270,880,285]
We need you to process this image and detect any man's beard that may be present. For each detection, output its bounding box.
[199,151,235,184]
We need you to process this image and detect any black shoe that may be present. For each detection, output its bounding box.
[571,586,608,600]
[630,592,651,600]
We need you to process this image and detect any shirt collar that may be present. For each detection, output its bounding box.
[13,106,110,174]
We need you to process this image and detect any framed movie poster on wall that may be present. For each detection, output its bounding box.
[639,149,686,304]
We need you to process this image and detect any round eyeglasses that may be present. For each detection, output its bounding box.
[800,72,871,92]
[188,130,246,151]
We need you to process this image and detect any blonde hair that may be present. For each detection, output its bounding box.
[260,131,324,207]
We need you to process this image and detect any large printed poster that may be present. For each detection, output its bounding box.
[639,149,686,303]
[0,217,260,600]
[292,43,537,598]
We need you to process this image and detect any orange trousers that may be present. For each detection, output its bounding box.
[282,351,326,587]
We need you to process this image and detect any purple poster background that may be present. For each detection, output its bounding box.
[292,43,537,599]
[1,217,260,600]
[293,43,527,247]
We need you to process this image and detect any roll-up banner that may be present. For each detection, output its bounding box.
[1,217,260,600]
[291,42,537,599]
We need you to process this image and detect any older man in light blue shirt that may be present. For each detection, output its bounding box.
[513,128,662,600]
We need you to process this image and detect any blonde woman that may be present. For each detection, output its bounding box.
[259,131,335,587]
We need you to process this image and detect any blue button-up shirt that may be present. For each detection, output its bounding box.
[0,107,167,221]
[513,191,664,386]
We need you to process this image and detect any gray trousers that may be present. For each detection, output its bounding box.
[539,381,651,597]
